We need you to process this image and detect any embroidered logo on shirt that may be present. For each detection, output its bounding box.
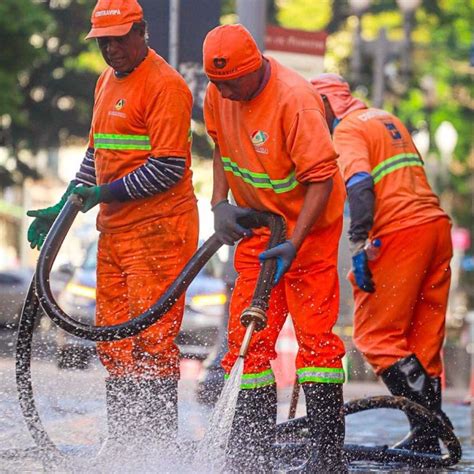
[251,130,269,154]
[115,99,126,110]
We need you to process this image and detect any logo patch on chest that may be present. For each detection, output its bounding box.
[115,99,126,110]
[251,130,269,154]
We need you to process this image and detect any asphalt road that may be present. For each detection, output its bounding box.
[0,327,473,473]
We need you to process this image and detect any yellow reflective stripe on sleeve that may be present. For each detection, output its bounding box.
[297,367,345,384]
[94,133,151,150]
[371,153,423,185]
[221,156,298,194]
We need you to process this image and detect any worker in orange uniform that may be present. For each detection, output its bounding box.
[311,73,454,454]
[203,25,347,472]
[26,0,198,452]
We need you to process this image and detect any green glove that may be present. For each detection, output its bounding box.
[71,185,114,213]
[26,181,78,250]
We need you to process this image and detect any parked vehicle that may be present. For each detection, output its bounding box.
[0,269,32,329]
[55,241,227,369]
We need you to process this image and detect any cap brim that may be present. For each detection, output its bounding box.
[85,22,133,40]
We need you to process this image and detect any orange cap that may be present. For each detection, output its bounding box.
[311,73,367,119]
[203,24,263,81]
[86,0,143,40]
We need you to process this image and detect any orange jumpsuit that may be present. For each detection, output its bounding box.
[89,48,198,378]
[204,57,346,388]
[334,108,451,377]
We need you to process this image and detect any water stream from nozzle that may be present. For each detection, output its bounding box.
[193,356,244,472]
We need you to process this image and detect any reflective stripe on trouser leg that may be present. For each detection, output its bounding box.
[297,367,345,384]
[225,368,276,390]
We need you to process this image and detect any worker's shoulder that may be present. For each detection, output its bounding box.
[270,58,322,109]
[144,49,192,95]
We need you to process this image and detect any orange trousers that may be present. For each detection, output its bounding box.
[96,208,199,379]
[223,218,346,389]
[351,217,452,377]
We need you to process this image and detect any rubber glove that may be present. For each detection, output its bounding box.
[352,250,375,293]
[259,240,296,285]
[212,199,253,245]
[26,181,78,250]
[72,185,114,213]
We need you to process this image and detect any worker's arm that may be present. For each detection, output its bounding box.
[211,145,253,245]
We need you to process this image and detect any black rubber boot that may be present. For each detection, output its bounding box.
[104,376,141,446]
[226,384,277,473]
[102,376,178,451]
[381,354,450,454]
[302,383,347,473]
[135,377,178,446]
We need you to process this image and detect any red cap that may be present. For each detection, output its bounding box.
[203,24,263,81]
[86,0,143,40]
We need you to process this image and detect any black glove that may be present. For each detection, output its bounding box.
[212,199,253,245]
[259,240,296,285]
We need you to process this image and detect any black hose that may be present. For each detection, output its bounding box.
[35,196,284,341]
[275,395,462,468]
[13,201,286,464]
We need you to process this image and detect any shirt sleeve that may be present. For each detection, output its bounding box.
[333,122,371,182]
[203,84,218,144]
[144,80,193,158]
[284,89,339,183]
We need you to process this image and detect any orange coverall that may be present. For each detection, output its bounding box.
[88,48,198,378]
[334,107,451,377]
[204,57,346,388]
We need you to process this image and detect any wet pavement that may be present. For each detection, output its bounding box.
[0,327,473,473]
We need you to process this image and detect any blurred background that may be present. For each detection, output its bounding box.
[0,0,472,391]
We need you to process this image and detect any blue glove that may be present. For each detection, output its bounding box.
[72,185,113,213]
[259,240,296,285]
[212,200,253,245]
[352,251,375,293]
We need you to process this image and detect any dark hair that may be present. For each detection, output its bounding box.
[132,20,148,42]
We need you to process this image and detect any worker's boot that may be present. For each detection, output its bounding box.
[226,384,277,473]
[381,354,452,454]
[301,383,347,473]
[99,376,141,458]
[134,377,178,448]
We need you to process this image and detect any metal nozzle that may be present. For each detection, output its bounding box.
[239,320,256,358]
[240,306,267,332]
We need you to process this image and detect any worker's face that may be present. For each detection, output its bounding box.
[211,67,263,102]
[321,95,337,133]
[97,26,145,73]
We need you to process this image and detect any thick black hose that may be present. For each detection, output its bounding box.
[36,196,285,341]
[12,202,285,464]
[275,395,462,468]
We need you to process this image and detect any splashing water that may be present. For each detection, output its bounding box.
[193,357,244,473]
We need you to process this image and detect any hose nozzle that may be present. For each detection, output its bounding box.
[240,305,267,331]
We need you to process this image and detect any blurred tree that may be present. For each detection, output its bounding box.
[1,0,102,188]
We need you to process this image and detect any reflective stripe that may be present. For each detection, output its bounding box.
[94,133,151,150]
[221,156,298,194]
[297,367,345,384]
[371,153,423,185]
[225,368,276,390]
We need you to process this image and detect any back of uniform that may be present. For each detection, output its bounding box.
[334,108,448,237]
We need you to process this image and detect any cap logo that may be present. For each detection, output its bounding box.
[95,9,121,17]
[213,57,227,69]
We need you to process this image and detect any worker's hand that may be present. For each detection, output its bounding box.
[259,240,296,285]
[26,182,79,250]
[212,199,253,245]
[352,250,375,293]
[72,185,113,213]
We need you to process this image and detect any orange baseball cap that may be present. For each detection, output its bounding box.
[203,24,263,81]
[85,0,144,40]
